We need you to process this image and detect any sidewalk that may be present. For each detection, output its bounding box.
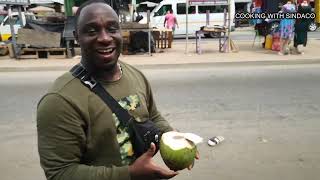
[0,39,320,72]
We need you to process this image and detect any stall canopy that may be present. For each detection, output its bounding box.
[29,6,55,13]
[30,0,64,4]
[0,0,29,5]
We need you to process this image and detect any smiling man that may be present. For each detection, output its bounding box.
[75,0,123,80]
[36,0,182,180]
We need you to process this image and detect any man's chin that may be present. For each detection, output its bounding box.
[101,61,117,71]
[96,56,118,70]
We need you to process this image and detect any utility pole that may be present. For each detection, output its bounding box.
[185,0,189,54]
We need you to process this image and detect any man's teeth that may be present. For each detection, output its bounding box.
[98,49,114,53]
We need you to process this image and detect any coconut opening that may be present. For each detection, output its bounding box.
[162,131,194,150]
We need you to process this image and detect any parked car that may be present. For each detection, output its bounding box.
[138,0,236,37]
[0,12,36,41]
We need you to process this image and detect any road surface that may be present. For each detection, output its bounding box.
[0,63,320,180]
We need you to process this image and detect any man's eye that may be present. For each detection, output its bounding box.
[108,27,119,33]
[87,28,96,34]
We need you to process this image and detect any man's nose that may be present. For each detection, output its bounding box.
[97,30,112,43]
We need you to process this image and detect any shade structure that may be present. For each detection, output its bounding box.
[29,6,55,13]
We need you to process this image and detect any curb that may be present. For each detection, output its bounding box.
[1,58,320,72]
[135,58,320,69]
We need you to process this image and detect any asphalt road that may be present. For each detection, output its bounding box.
[0,63,320,180]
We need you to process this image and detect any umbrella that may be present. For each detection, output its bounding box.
[29,6,55,13]
[52,0,64,4]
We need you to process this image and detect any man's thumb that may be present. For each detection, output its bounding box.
[146,143,156,156]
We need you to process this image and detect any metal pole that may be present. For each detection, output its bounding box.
[64,0,75,16]
[224,8,227,27]
[316,0,320,24]
[7,5,17,59]
[227,0,231,52]
[206,10,210,26]
[147,10,152,56]
[17,6,23,27]
[132,0,136,21]
[185,0,189,54]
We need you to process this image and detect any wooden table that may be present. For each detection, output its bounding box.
[195,27,227,54]
[121,27,173,55]
[152,29,173,49]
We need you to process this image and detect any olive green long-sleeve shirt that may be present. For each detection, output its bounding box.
[37,61,173,180]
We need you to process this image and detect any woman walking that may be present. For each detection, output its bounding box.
[279,0,296,55]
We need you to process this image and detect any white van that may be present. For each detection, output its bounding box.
[145,0,235,37]
[0,12,36,41]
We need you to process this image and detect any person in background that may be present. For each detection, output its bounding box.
[133,10,143,22]
[293,0,312,54]
[279,0,296,55]
[164,9,178,34]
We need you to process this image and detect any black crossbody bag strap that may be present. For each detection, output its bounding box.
[70,64,132,127]
[70,64,162,157]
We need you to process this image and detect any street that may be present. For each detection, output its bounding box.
[1,63,320,180]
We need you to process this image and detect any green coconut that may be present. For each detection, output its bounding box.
[160,131,197,171]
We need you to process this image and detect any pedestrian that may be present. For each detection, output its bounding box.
[293,0,312,54]
[164,9,178,34]
[278,0,296,55]
[133,10,143,22]
[36,1,198,180]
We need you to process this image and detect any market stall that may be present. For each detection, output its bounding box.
[189,0,238,53]
[252,0,314,53]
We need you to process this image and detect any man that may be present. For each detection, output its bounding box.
[37,1,197,180]
[163,9,178,34]
[293,0,312,54]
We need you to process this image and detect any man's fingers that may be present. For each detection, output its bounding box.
[145,143,156,157]
[195,151,200,160]
[156,167,179,179]
[188,151,199,170]
[187,161,195,170]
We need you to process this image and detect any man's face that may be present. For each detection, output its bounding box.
[76,3,122,71]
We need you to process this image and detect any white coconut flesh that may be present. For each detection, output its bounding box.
[162,132,194,150]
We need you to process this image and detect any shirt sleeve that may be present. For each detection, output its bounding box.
[37,93,131,180]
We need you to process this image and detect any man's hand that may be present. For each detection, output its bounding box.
[129,143,178,180]
[187,150,200,170]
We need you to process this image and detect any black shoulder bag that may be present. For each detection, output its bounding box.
[70,64,162,157]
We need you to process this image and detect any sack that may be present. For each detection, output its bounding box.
[128,118,162,157]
